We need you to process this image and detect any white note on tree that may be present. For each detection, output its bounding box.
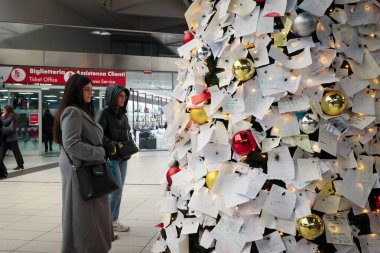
[210,217,247,253]
[267,146,295,180]
[297,158,322,182]
[341,169,377,208]
[323,213,354,245]
[263,185,296,219]
[237,169,269,199]
[255,231,286,253]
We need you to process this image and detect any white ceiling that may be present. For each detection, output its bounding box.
[0,0,190,34]
[0,0,184,97]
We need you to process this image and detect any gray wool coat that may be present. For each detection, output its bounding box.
[59,107,113,253]
[1,114,19,142]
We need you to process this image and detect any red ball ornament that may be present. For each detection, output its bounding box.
[231,131,257,156]
[183,31,194,45]
[375,195,380,211]
[166,167,181,185]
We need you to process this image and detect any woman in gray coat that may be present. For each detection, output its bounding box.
[0,105,24,172]
[53,74,113,253]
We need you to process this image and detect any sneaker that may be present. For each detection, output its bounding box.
[113,231,119,241]
[112,220,130,232]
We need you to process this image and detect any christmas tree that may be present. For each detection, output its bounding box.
[153,0,380,252]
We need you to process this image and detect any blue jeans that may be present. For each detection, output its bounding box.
[109,159,128,222]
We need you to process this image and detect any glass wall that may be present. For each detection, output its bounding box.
[126,71,173,150]
[9,90,41,155]
[1,70,175,153]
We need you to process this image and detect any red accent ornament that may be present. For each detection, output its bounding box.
[155,223,164,228]
[375,195,380,210]
[166,167,181,185]
[191,88,212,104]
[256,0,265,3]
[183,31,194,45]
[231,131,257,156]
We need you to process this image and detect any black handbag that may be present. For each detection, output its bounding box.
[62,147,119,201]
[116,136,139,159]
[2,120,15,135]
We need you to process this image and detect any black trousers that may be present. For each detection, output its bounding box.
[0,141,24,168]
[0,158,6,177]
[44,133,53,152]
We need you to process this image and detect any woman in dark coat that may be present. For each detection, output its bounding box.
[42,109,54,152]
[0,105,24,171]
[96,84,133,233]
[53,74,113,253]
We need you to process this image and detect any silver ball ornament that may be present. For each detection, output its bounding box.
[196,46,211,61]
[292,12,317,37]
[299,113,320,134]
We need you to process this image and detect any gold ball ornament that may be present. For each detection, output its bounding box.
[321,90,347,116]
[232,58,255,81]
[296,214,325,240]
[190,107,208,125]
[205,171,219,189]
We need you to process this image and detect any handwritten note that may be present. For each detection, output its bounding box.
[223,97,245,114]
[341,169,377,208]
[188,187,219,218]
[263,185,296,219]
[267,146,295,180]
[299,0,333,16]
[297,158,322,182]
[312,195,340,213]
[210,217,247,252]
[318,126,338,156]
[323,213,354,245]
[237,169,269,199]
[255,231,286,253]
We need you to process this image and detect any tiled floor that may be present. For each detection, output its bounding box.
[0,151,169,253]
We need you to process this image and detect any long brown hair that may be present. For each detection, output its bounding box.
[53,74,94,145]
[3,105,18,126]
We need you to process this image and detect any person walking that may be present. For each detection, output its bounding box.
[42,109,54,152]
[96,84,132,233]
[0,113,7,179]
[0,105,24,171]
[53,74,113,253]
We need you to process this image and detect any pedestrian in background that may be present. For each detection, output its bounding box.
[53,74,113,253]
[0,105,24,171]
[0,111,7,179]
[96,84,132,234]
[42,109,54,152]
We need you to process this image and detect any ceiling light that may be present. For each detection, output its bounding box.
[91,30,111,36]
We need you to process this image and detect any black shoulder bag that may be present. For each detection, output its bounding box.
[2,120,15,135]
[115,116,139,159]
[62,146,119,201]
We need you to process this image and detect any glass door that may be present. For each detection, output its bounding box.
[42,88,61,154]
[99,90,106,110]
[8,89,42,155]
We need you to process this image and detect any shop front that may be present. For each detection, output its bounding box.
[0,66,172,155]
[0,66,125,155]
